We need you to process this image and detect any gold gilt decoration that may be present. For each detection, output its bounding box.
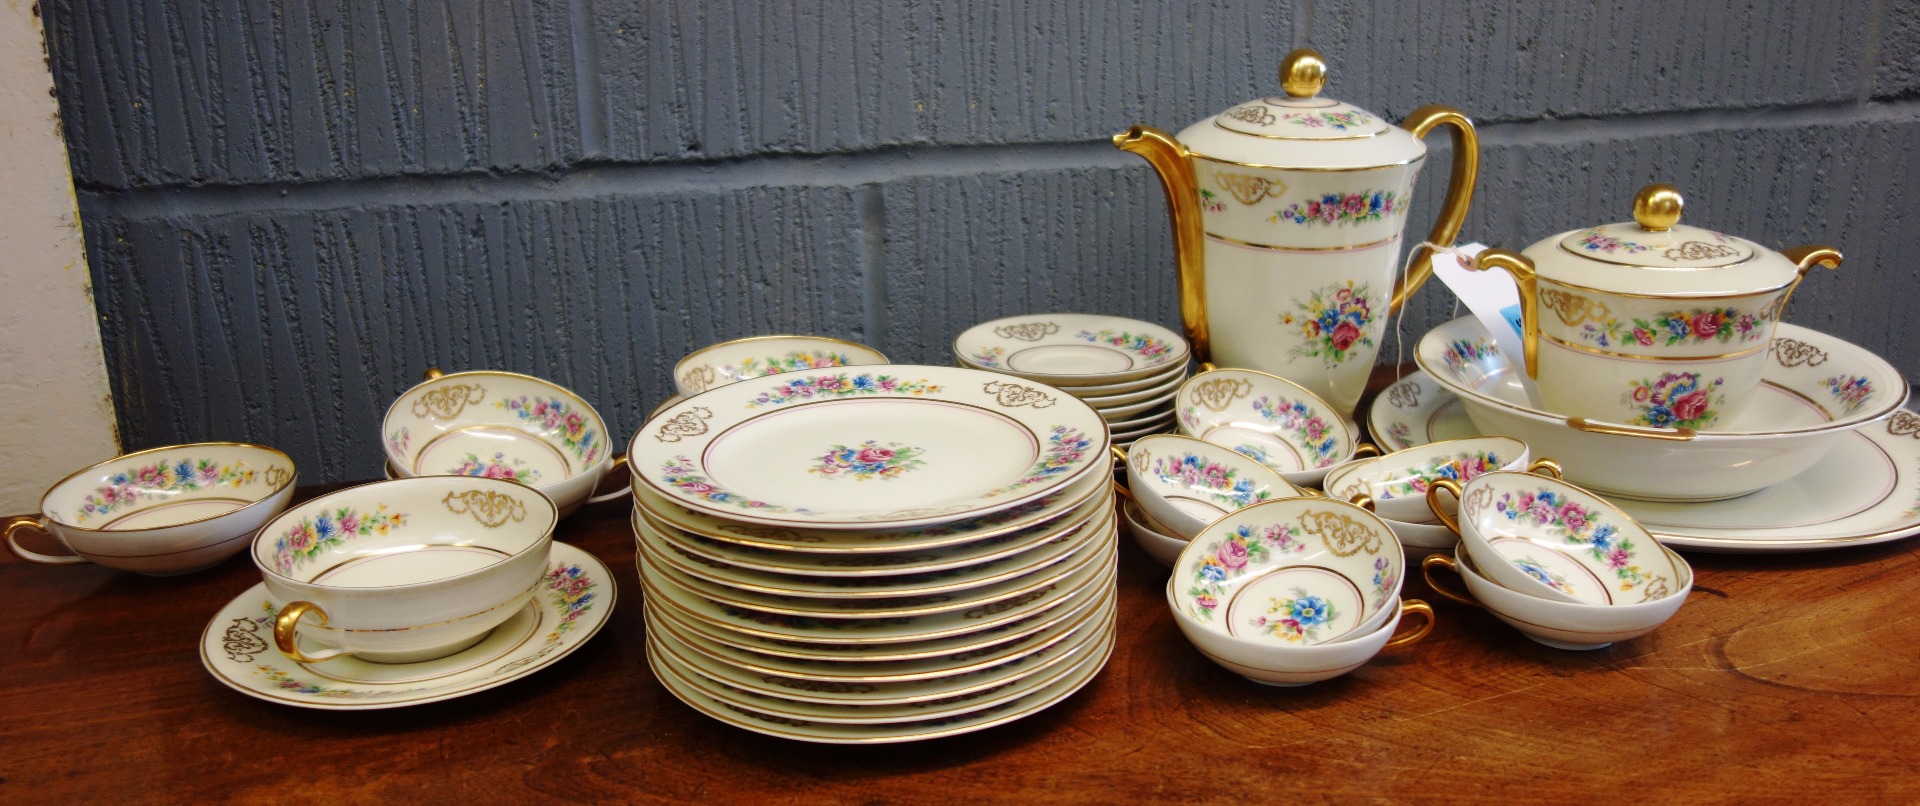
[1638,575,1672,603]
[964,585,1053,619]
[494,644,558,676]
[717,524,824,544]
[1129,446,1152,477]
[993,322,1060,342]
[411,384,488,420]
[443,490,527,528]
[1387,381,1421,410]
[1888,411,1920,440]
[1214,172,1287,205]
[1771,337,1829,368]
[221,618,269,663]
[982,380,1057,409]
[855,503,974,522]
[1462,484,1495,520]
[679,366,718,394]
[1539,288,1612,327]
[653,406,713,443]
[818,554,941,567]
[1298,508,1382,557]
[1222,105,1277,126]
[264,466,293,488]
[1664,241,1740,261]
[1190,377,1255,412]
[832,594,953,610]
[759,676,877,695]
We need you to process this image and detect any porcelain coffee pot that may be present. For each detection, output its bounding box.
[1469,184,1842,431]
[1115,49,1479,416]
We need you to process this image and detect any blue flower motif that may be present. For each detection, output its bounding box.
[1665,318,1690,339]
[1201,565,1227,583]
[314,514,336,539]
[1291,596,1330,627]
[1643,406,1676,428]
[1438,463,1461,481]
[852,375,876,390]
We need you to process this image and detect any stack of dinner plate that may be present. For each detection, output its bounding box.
[953,314,1191,449]
[627,364,1118,743]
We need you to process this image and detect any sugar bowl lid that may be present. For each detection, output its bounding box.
[1525,185,1798,296]
[1176,49,1426,170]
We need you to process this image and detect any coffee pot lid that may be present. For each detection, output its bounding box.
[1180,49,1424,170]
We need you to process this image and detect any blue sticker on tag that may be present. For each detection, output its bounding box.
[1499,304,1525,338]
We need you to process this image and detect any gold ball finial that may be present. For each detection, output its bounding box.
[1281,49,1328,98]
[1633,184,1684,231]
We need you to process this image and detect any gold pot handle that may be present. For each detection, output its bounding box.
[1421,554,1481,608]
[1423,478,1464,536]
[1775,244,1843,318]
[1527,458,1563,479]
[273,601,350,663]
[1466,248,1540,377]
[4,516,86,565]
[421,367,445,381]
[1391,105,1481,315]
[1384,599,1437,648]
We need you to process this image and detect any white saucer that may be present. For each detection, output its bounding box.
[1370,371,1920,553]
[200,541,614,709]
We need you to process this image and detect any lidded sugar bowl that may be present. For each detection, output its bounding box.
[1115,48,1480,417]
[1470,184,1842,430]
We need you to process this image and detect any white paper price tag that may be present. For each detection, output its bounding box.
[1429,243,1541,405]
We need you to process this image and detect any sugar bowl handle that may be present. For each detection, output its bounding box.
[273,601,349,663]
[1467,248,1539,377]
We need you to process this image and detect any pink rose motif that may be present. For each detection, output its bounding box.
[484,464,515,479]
[1558,503,1588,533]
[1305,419,1327,441]
[1690,312,1722,339]
[1334,287,1353,303]
[1607,548,1631,569]
[855,446,895,464]
[680,481,715,494]
[1528,500,1555,523]
[1672,390,1710,422]
[340,514,361,533]
[1331,321,1361,351]
[1633,328,1653,346]
[1196,594,1218,610]
[1216,540,1249,569]
[287,526,314,552]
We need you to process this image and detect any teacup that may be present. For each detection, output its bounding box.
[1168,576,1433,686]
[1174,367,1363,487]
[1423,544,1691,650]
[383,369,626,518]
[1323,437,1553,524]
[4,443,296,575]
[1426,470,1685,606]
[1122,434,1300,540]
[253,476,557,664]
[1171,498,1405,647]
[674,335,888,396]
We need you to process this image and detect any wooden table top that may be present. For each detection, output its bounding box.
[6,389,1919,801]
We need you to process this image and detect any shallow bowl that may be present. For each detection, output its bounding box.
[1424,543,1691,650]
[1174,368,1358,488]
[1323,436,1535,524]
[1123,434,1300,540]
[1168,580,1432,686]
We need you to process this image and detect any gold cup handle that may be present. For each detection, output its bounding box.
[4,516,86,565]
[1527,458,1563,479]
[1423,477,1465,536]
[1348,493,1376,512]
[1391,105,1481,315]
[273,601,350,663]
[1421,554,1481,608]
[1466,247,1540,377]
[1383,599,1437,648]
[1350,441,1382,459]
[585,455,632,506]
[421,367,445,381]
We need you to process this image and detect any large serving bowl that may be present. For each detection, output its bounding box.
[675,335,889,396]
[1174,368,1360,487]
[1123,434,1299,539]
[383,370,623,518]
[252,476,557,664]
[1415,317,1908,501]
[1423,544,1691,650]
[4,443,297,575]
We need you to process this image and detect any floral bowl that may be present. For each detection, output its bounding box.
[1123,434,1300,540]
[1171,498,1405,647]
[1174,368,1358,488]
[1426,470,1685,606]
[1322,436,1544,525]
[251,476,557,664]
[1119,494,1186,568]
[1415,317,1908,501]
[953,313,1189,386]
[674,335,889,396]
[1168,577,1433,687]
[4,443,297,575]
[1423,543,1691,650]
[383,370,625,519]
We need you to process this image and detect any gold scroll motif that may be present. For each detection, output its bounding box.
[1221,105,1277,127]
[1129,446,1152,477]
[1888,410,1920,440]
[221,618,269,662]
[679,366,717,394]
[1190,377,1255,412]
[1387,381,1421,410]
[1214,172,1288,205]
[1771,337,1829,368]
[443,490,528,528]
[264,466,293,488]
[411,384,487,420]
[1539,288,1612,327]
[716,523,824,544]
[993,322,1060,342]
[1637,574,1673,603]
[1298,509,1382,557]
[653,407,713,443]
[1664,241,1740,261]
[1462,484,1495,520]
[983,380,1057,409]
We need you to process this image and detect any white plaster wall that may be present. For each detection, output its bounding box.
[0,0,117,514]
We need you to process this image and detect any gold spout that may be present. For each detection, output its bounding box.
[1775,244,1843,319]
[1390,105,1481,316]
[1114,125,1210,363]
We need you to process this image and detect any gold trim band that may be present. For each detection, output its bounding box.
[1555,240,1756,271]
[1539,332,1770,362]
[1211,119,1384,142]
[1189,151,1426,173]
[1204,232,1402,253]
[1538,273,1788,302]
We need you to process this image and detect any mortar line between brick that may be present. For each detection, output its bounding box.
[82,97,1920,221]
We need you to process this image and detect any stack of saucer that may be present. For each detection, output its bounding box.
[954,314,1191,448]
[627,364,1118,743]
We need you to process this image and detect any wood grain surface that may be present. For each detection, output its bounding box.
[4,378,1918,802]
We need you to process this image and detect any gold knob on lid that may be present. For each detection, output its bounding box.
[1280,49,1327,98]
[1633,184,1684,231]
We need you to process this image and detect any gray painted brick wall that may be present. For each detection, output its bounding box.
[44,0,1920,482]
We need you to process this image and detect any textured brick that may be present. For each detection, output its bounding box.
[1876,0,1920,99]
[45,0,584,189]
[87,188,867,481]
